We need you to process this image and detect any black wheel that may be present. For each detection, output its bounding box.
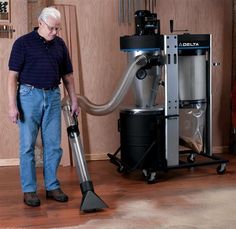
[187,154,195,163]
[117,165,125,173]
[217,163,226,175]
[146,171,158,184]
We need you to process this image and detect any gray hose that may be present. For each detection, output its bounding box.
[62,54,147,116]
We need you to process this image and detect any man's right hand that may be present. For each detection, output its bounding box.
[9,105,20,124]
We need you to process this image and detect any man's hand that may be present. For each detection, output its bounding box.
[62,74,80,116]
[71,99,80,116]
[9,104,20,124]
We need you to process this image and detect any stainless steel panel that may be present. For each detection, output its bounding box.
[164,35,179,166]
[178,55,206,101]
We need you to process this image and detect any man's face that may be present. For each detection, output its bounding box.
[38,16,61,41]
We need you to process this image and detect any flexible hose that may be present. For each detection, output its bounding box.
[62,54,147,116]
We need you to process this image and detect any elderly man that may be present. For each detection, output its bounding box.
[8,7,79,207]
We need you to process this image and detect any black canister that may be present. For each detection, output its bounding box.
[119,108,166,171]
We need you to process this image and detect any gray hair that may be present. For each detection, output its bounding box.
[38,7,61,23]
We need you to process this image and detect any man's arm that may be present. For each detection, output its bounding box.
[8,70,20,123]
[62,74,80,116]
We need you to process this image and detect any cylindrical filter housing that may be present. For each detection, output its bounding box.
[178,49,207,102]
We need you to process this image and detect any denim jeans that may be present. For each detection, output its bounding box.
[17,84,62,193]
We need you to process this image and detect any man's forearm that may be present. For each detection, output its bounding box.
[62,74,79,115]
[8,71,18,107]
[8,70,20,123]
[63,74,77,102]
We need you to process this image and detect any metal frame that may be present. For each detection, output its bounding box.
[206,34,213,155]
[108,33,229,181]
[166,34,228,172]
[164,35,179,166]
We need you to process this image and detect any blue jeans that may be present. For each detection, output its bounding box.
[17,84,62,193]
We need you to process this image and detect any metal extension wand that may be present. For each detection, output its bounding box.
[61,101,108,212]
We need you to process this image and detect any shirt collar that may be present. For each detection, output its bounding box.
[33,27,55,44]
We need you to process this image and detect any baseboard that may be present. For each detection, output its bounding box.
[0,146,229,167]
[61,152,110,166]
[213,146,229,154]
[85,152,109,161]
[85,147,229,161]
[0,154,109,167]
[0,158,19,166]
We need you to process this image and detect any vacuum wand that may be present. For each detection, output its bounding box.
[62,102,108,212]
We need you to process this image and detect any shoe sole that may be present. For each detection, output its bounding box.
[24,199,40,207]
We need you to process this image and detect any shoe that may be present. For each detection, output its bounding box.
[46,188,68,202]
[23,192,41,207]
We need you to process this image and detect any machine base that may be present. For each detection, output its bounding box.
[108,149,229,183]
[108,107,229,183]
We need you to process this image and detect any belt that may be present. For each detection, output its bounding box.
[21,84,58,90]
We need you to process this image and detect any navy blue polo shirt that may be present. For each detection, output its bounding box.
[8,29,73,88]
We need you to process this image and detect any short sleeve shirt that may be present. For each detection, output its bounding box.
[8,29,73,88]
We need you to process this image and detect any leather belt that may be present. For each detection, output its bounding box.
[21,84,58,90]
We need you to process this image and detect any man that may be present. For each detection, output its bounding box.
[8,7,79,207]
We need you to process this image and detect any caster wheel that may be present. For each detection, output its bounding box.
[147,172,157,184]
[217,163,226,175]
[146,171,158,184]
[117,165,125,173]
[142,169,148,177]
[187,154,195,163]
[142,169,158,183]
